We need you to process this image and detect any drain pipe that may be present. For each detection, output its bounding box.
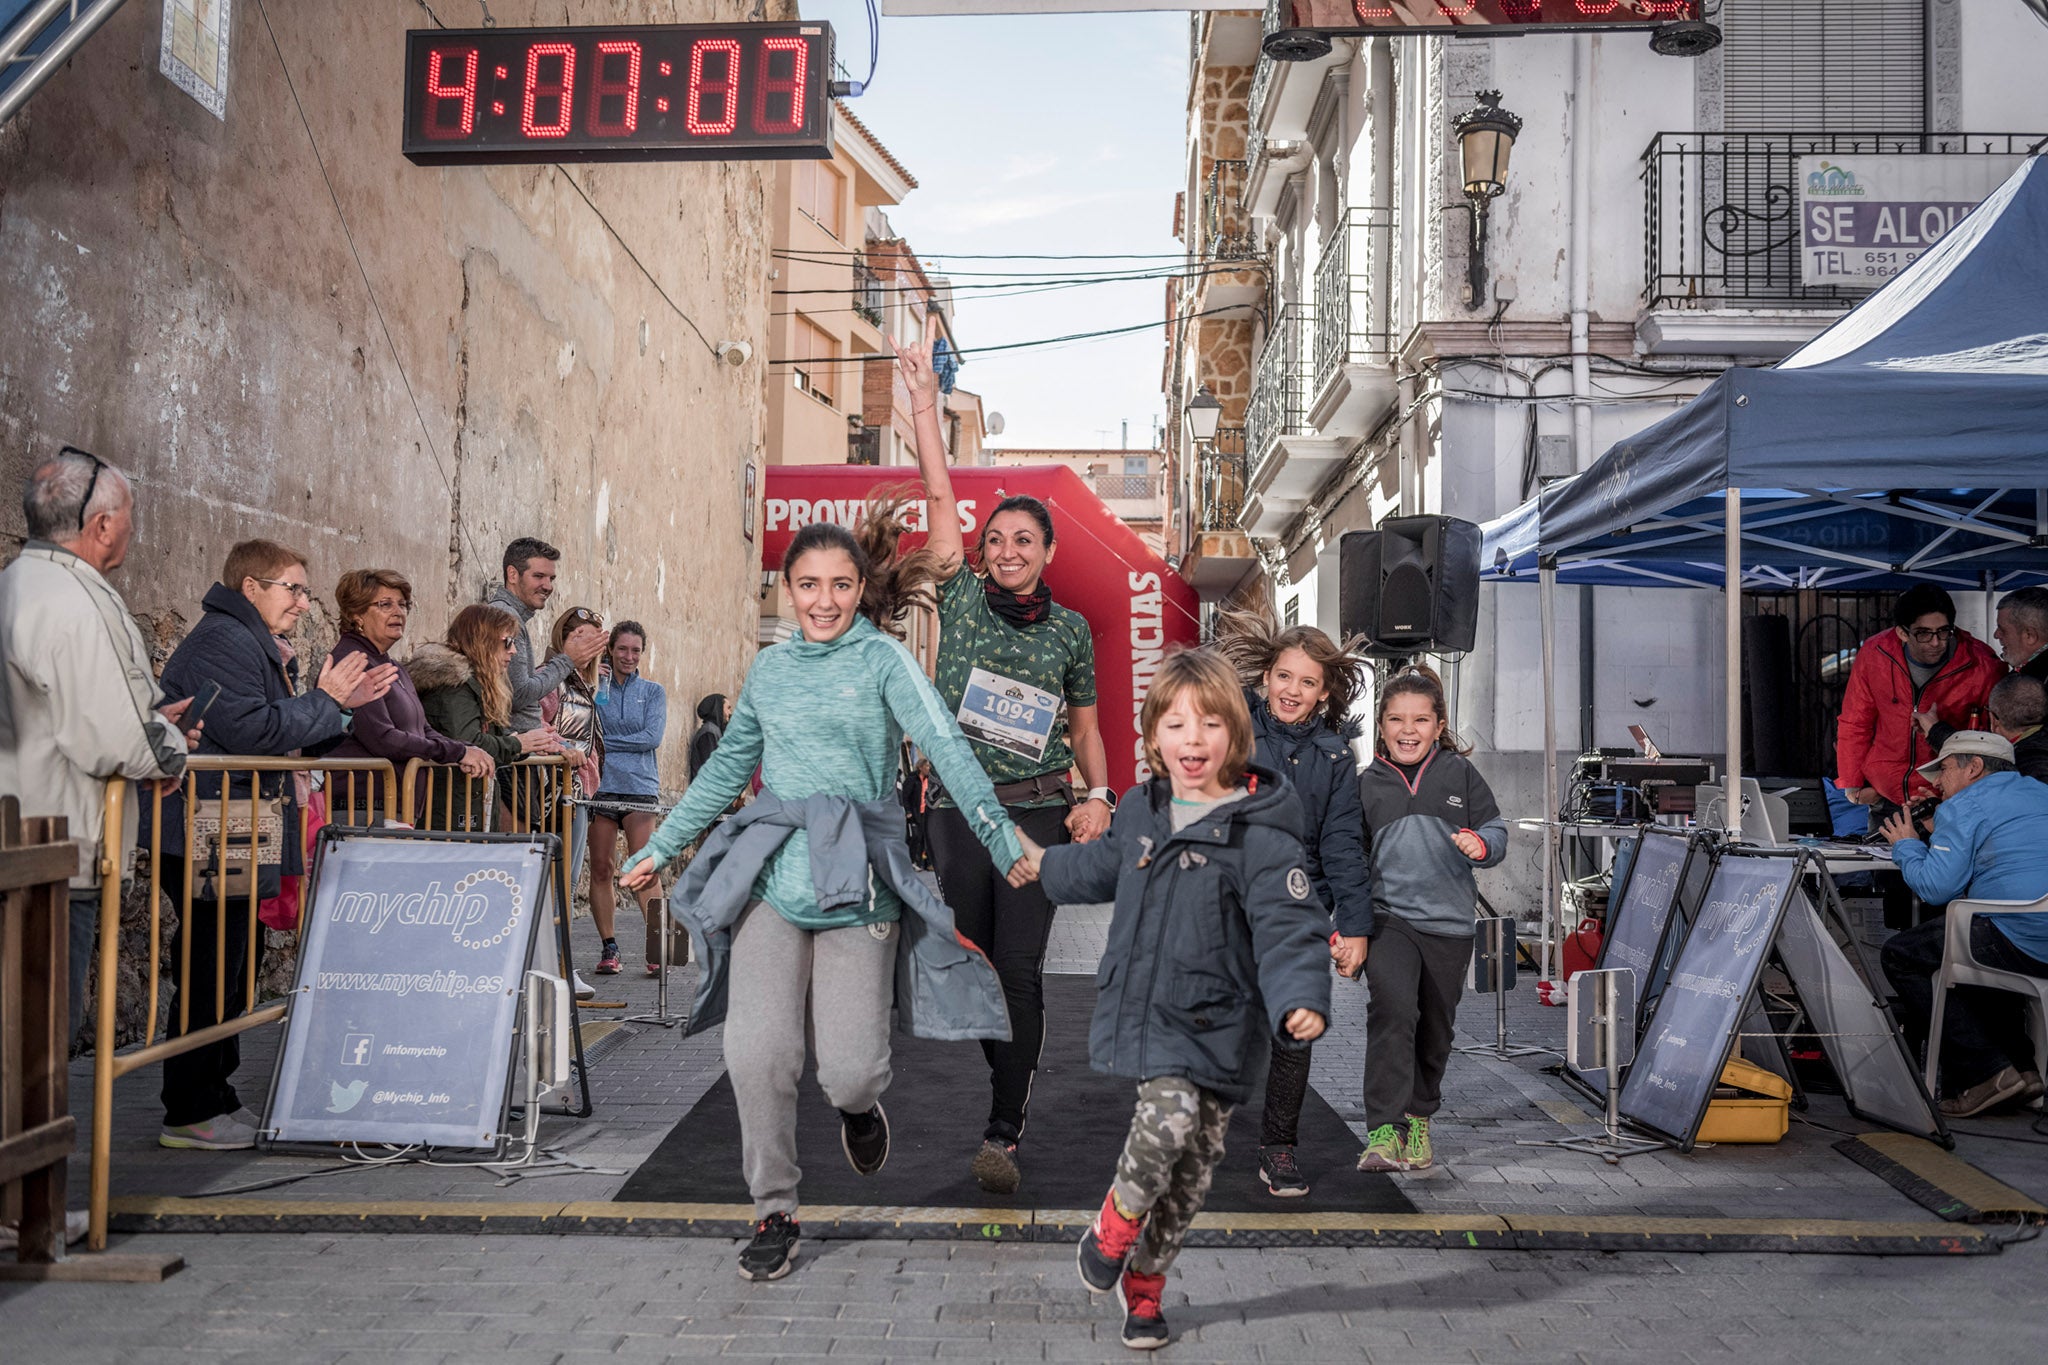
[1568,35,1597,874]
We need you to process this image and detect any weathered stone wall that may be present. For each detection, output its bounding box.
[0,0,779,790]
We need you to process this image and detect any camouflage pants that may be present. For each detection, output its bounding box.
[1110,1077,1234,1275]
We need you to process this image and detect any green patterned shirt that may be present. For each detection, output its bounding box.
[932,570,1097,807]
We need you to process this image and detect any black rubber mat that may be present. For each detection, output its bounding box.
[616,974,1415,1213]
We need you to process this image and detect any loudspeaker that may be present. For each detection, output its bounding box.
[1339,516,1482,654]
[1741,613,1800,777]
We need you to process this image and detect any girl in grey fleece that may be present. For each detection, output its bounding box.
[1354,666,1508,1173]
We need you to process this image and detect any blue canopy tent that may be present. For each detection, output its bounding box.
[1479,155,2048,976]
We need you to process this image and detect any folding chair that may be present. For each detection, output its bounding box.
[1927,894,2048,1111]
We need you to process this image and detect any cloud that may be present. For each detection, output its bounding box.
[923,190,1118,233]
[999,152,1060,183]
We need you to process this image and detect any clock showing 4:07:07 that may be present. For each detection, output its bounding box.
[402,22,836,166]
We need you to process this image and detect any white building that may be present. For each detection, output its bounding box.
[1167,1,2048,910]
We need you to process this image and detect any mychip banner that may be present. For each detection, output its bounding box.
[1799,154,2022,289]
[266,831,552,1150]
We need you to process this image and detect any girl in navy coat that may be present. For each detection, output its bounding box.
[1216,609,1369,1198]
[1037,649,1330,1350]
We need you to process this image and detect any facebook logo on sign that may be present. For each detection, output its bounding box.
[342,1033,375,1066]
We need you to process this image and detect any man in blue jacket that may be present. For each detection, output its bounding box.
[1879,731,2048,1118]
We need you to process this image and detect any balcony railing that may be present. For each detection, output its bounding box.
[852,258,885,327]
[1201,428,1248,533]
[1247,0,1283,133]
[1203,159,1257,261]
[1642,131,2041,309]
[1312,209,1395,396]
[1247,303,1314,484]
[1092,471,1164,503]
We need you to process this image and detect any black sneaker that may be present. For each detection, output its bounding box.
[1258,1144,1309,1198]
[840,1102,889,1176]
[1076,1189,1143,1293]
[971,1138,1021,1195]
[1117,1269,1170,1350]
[738,1212,799,1281]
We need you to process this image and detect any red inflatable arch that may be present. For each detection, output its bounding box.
[762,465,1202,793]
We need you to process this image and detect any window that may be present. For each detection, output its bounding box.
[795,159,845,237]
[791,314,837,407]
[1282,596,1300,628]
[1720,0,1925,131]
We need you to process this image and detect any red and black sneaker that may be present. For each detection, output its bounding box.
[1117,1269,1169,1350]
[737,1211,799,1281]
[1076,1188,1144,1293]
[594,939,622,975]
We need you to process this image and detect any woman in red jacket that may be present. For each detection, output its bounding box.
[1837,583,2005,810]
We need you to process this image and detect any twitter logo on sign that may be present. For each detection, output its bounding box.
[328,1079,368,1113]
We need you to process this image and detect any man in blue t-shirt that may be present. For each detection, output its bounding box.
[1879,731,2048,1118]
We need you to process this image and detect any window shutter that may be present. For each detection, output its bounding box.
[1721,0,1926,132]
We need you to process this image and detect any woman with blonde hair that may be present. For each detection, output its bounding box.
[409,604,561,831]
[546,606,611,965]
[1213,607,1371,1199]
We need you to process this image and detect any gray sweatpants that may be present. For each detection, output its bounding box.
[1363,915,1475,1130]
[724,900,897,1218]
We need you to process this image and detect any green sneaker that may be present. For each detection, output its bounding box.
[1356,1123,1407,1173]
[1402,1115,1434,1171]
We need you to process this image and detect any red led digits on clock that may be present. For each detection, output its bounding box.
[588,40,642,137]
[686,38,741,136]
[422,46,478,140]
[1433,0,1477,16]
[753,36,808,136]
[1637,1,1689,14]
[521,41,576,138]
[1499,0,1542,19]
[1351,1,1394,16]
[1574,1,1622,14]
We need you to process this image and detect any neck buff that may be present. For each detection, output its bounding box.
[983,577,1052,628]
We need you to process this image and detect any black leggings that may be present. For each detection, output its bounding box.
[928,801,1071,1144]
[1261,1037,1315,1147]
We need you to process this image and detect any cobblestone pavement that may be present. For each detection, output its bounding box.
[5,1229,2044,1363]
[22,901,2048,1360]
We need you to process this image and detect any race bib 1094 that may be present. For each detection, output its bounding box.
[957,665,1061,761]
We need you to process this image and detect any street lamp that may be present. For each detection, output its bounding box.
[1184,385,1223,445]
[1451,90,1522,311]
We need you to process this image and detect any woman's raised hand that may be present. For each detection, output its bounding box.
[891,310,943,409]
[317,650,371,707]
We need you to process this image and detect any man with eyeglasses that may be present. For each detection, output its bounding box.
[1837,582,2004,816]
[0,447,197,1059]
[1878,730,2048,1118]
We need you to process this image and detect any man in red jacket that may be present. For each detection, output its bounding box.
[1837,584,2005,811]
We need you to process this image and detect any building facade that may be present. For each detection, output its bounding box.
[1167,1,2048,909]
[0,0,777,790]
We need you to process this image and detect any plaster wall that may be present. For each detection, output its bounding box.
[0,0,775,789]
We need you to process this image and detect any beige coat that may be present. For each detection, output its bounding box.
[0,542,188,885]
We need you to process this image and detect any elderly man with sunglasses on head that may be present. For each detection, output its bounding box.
[0,447,199,1058]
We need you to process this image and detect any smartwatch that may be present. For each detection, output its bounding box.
[1085,786,1117,810]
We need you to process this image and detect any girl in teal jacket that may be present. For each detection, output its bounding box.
[622,509,1031,1283]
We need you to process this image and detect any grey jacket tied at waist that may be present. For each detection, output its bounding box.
[671,790,1012,1044]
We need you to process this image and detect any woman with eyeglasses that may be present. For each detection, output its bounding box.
[543,606,612,965]
[324,569,494,821]
[409,604,564,830]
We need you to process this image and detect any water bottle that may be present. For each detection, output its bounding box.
[594,668,611,707]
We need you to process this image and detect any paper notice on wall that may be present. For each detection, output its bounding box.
[160,0,231,121]
[1798,154,2022,290]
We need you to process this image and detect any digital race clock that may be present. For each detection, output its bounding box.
[402,23,835,166]
[1278,1,1699,37]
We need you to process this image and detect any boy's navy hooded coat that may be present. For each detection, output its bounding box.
[1040,762,1333,1104]
[1246,688,1371,937]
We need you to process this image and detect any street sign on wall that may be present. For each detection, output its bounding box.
[761,464,1200,793]
[1798,154,2024,289]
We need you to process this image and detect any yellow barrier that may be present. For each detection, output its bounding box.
[89,756,398,1252]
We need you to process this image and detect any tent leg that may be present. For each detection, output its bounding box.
[1725,490,1743,843]
[1540,558,1561,983]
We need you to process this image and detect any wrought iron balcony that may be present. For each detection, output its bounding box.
[1642,131,2040,309]
[852,258,886,328]
[1246,304,1315,487]
[1203,159,1257,261]
[1312,209,1396,398]
[1201,429,1248,533]
[1248,0,1283,133]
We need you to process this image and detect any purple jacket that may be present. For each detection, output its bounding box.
[323,631,466,768]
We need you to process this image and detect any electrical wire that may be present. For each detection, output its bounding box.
[767,304,1248,367]
[773,249,1195,261]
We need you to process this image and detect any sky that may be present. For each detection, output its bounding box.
[793,3,1190,451]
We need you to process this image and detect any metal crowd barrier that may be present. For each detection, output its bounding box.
[87,757,398,1251]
